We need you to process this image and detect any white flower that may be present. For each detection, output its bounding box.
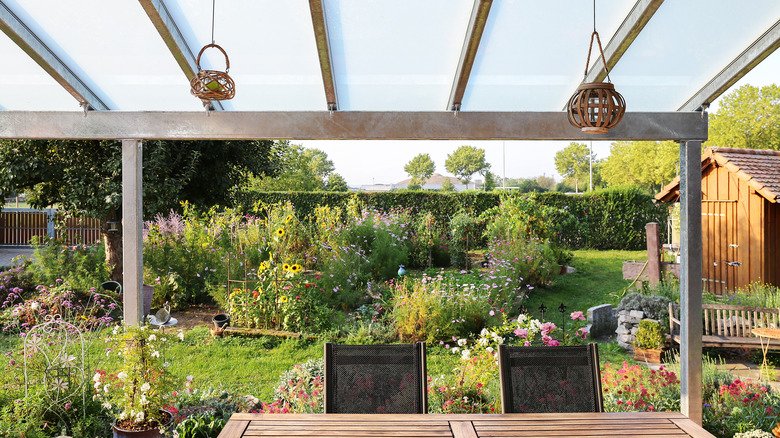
[102,402,112,409]
[451,347,460,354]
[461,349,470,360]
[477,337,488,347]
[491,333,502,344]
[151,350,160,358]
[457,338,467,347]
[30,302,40,310]
[148,334,157,342]
[480,328,489,337]
[517,314,528,323]
[177,330,185,341]
[94,382,101,391]
[118,411,127,420]
[117,371,128,380]
[104,384,110,393]
[135,411,145,422]
[139,394,149,406]
[186,375,193,381]
[112,325,120,335]
[140,382,151,393]
[163,361,170,368]
[93,372,102,383]
[486,346,494,353]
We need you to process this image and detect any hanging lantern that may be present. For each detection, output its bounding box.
[190,0,235,103]
[567,4,626,134]
[190,43,235,101]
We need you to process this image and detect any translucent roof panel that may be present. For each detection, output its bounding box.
[323,0,474,111]
[3,0,204,111]
[0,28,79,111]
[463,0,635,111]
[169,0,326,111]
[609,0,780,111]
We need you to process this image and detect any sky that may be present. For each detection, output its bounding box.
[298,51,780,188]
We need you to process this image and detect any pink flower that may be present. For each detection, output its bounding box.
[514,328,528,339]
[542,334,552,345]
[570,311,585,321]
[489,310,495,316]
[540,322,557,335]
[548,339,560,346]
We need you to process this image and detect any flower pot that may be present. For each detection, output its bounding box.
[633,347,664,364]
[113,409,173,438]
[212,313,230,330]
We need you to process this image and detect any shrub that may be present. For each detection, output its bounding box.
[29,236,111,293]
[408,211,450,269]
[486,238,559,296]
[481,194,576,244]
[617,293,671,321]
[634,319,665,350]
[263,359,324,413]
[449,210,484,269]
[703,379,780,438]
[601,361,680,412]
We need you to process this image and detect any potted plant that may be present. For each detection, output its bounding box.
[94,324,178,437]
[633,319,666,363]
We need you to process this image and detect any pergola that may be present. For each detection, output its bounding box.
[1,0,779,425]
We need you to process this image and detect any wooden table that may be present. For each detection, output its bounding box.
[217,412,715,438]
[752,327,780,380]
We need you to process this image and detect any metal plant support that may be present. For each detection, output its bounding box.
[24,314,86,435]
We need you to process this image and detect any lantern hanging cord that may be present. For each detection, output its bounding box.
[593,0,596,32]
[211,0,216,44]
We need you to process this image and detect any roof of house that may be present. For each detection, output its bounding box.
[396,173,463,185]
[656,147,780,203]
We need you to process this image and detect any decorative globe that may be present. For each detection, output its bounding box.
[566,82,626,134]
[398,265,406,276]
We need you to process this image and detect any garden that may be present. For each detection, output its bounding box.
[1,189,780,438]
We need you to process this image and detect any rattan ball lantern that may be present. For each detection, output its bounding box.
[567,81,625,134]
[190,43,235,101]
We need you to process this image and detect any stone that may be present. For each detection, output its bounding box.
[629,310,644,319]
[587,304,616,339]
[616,325,630,335]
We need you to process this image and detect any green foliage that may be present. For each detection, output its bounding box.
[633,319,665,350]
[707,84,780,151]
[554,142,598,191]
[246,141,335,191]
[29,236,111,292]
[269,358,324,413]
[325,173,349,192]
[483,171,496,191]
[175,413,227,438]
[482,194,576,244]
[440,178,455,192]
[706,282,780,308]
[486,238,559,292]
[408,211,449,269]
[444,145,491,184]
[449,210,483,269]
[404,153,436,186]
[601,141,679,193]
[617,293,671,321]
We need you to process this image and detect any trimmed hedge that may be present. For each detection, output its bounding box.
[230,186,667,251]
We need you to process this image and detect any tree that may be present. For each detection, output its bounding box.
[536,175,556,190]
[404,153,436,186]
[554,142,594,192]
[483,171,496,191]
[440,178,455,192]
[326,173,349,192]
[707,84,780,150]
[0,139,276,281]
[445,145,491,185]
[600,141,679,193]
[249,141,335,191]
[517,179,548,193]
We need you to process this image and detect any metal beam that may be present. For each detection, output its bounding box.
[122,139,143,325]
[447,0,493,111]
[679,19,780,112]
[0,0,108,110]
[0,111,707,141]
[679,140,703,424]
[138,0,224,111]
[308,0,338,111]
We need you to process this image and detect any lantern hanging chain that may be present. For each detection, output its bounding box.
[211,0,216,45]
[584,0,612,83]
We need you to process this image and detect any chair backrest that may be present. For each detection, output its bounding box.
[324,342,427,414]
[498,343,603,413]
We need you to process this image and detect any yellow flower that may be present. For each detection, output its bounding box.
[291,264,303,273]
[282,263,291,271]
[280,296,288,303]
[285,214,293,223]
[276,228,285,237]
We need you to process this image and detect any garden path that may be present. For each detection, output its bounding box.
[0,246,34,267]
[170,303,220,331]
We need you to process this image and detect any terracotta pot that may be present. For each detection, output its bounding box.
[633,347,664,364]
[112,409,172,438]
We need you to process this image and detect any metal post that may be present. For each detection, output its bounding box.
[122,140,143,325]
[679,140,703,424]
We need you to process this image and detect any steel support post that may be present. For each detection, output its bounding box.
[679,140,703,424]
[122,139,143,325]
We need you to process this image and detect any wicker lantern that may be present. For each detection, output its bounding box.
[190,43,235,102]
[567,24,626,134]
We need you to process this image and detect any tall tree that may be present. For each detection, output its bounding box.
[249,141,335,191]
[483,171,496,191]
[554,142,594,192]
[600,140,679,193]
[445,145,491,185]
[536,175,556,190]
[0,139,276,281]
[708,84,780,150]
[404,153,436,186]
[326,173,349,192]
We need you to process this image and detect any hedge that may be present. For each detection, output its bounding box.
[230,186,668,251]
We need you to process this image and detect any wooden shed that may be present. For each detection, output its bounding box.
[656,147,780,295]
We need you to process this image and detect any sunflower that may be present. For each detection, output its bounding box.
[275,228,285,237]
[280,295,288,303]
[285,214,293,223]
[282,263,291,271]
[291,264,303,273]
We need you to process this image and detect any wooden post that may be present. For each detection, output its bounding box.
[646,222,661,286]
[122,139,143,325]
[679,140,703,424]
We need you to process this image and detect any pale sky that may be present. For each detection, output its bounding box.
[298,51,780,188]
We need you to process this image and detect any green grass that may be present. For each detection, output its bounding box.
[523,249,645,320]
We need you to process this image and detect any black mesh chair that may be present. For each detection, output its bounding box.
[498,343,603,413]
[324,342,427,414]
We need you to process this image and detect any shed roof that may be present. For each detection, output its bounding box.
[656,147,780,203]
[396,173,463,185]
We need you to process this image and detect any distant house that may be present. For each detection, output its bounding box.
[656,147,780,294]
[395,173,475,191]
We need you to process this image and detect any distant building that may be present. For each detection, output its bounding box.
[395,173,476,191]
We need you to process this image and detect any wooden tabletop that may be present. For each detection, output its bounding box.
[752,328,780,340]
[217,412,715,438]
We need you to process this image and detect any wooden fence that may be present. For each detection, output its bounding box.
[0,208,102,246]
